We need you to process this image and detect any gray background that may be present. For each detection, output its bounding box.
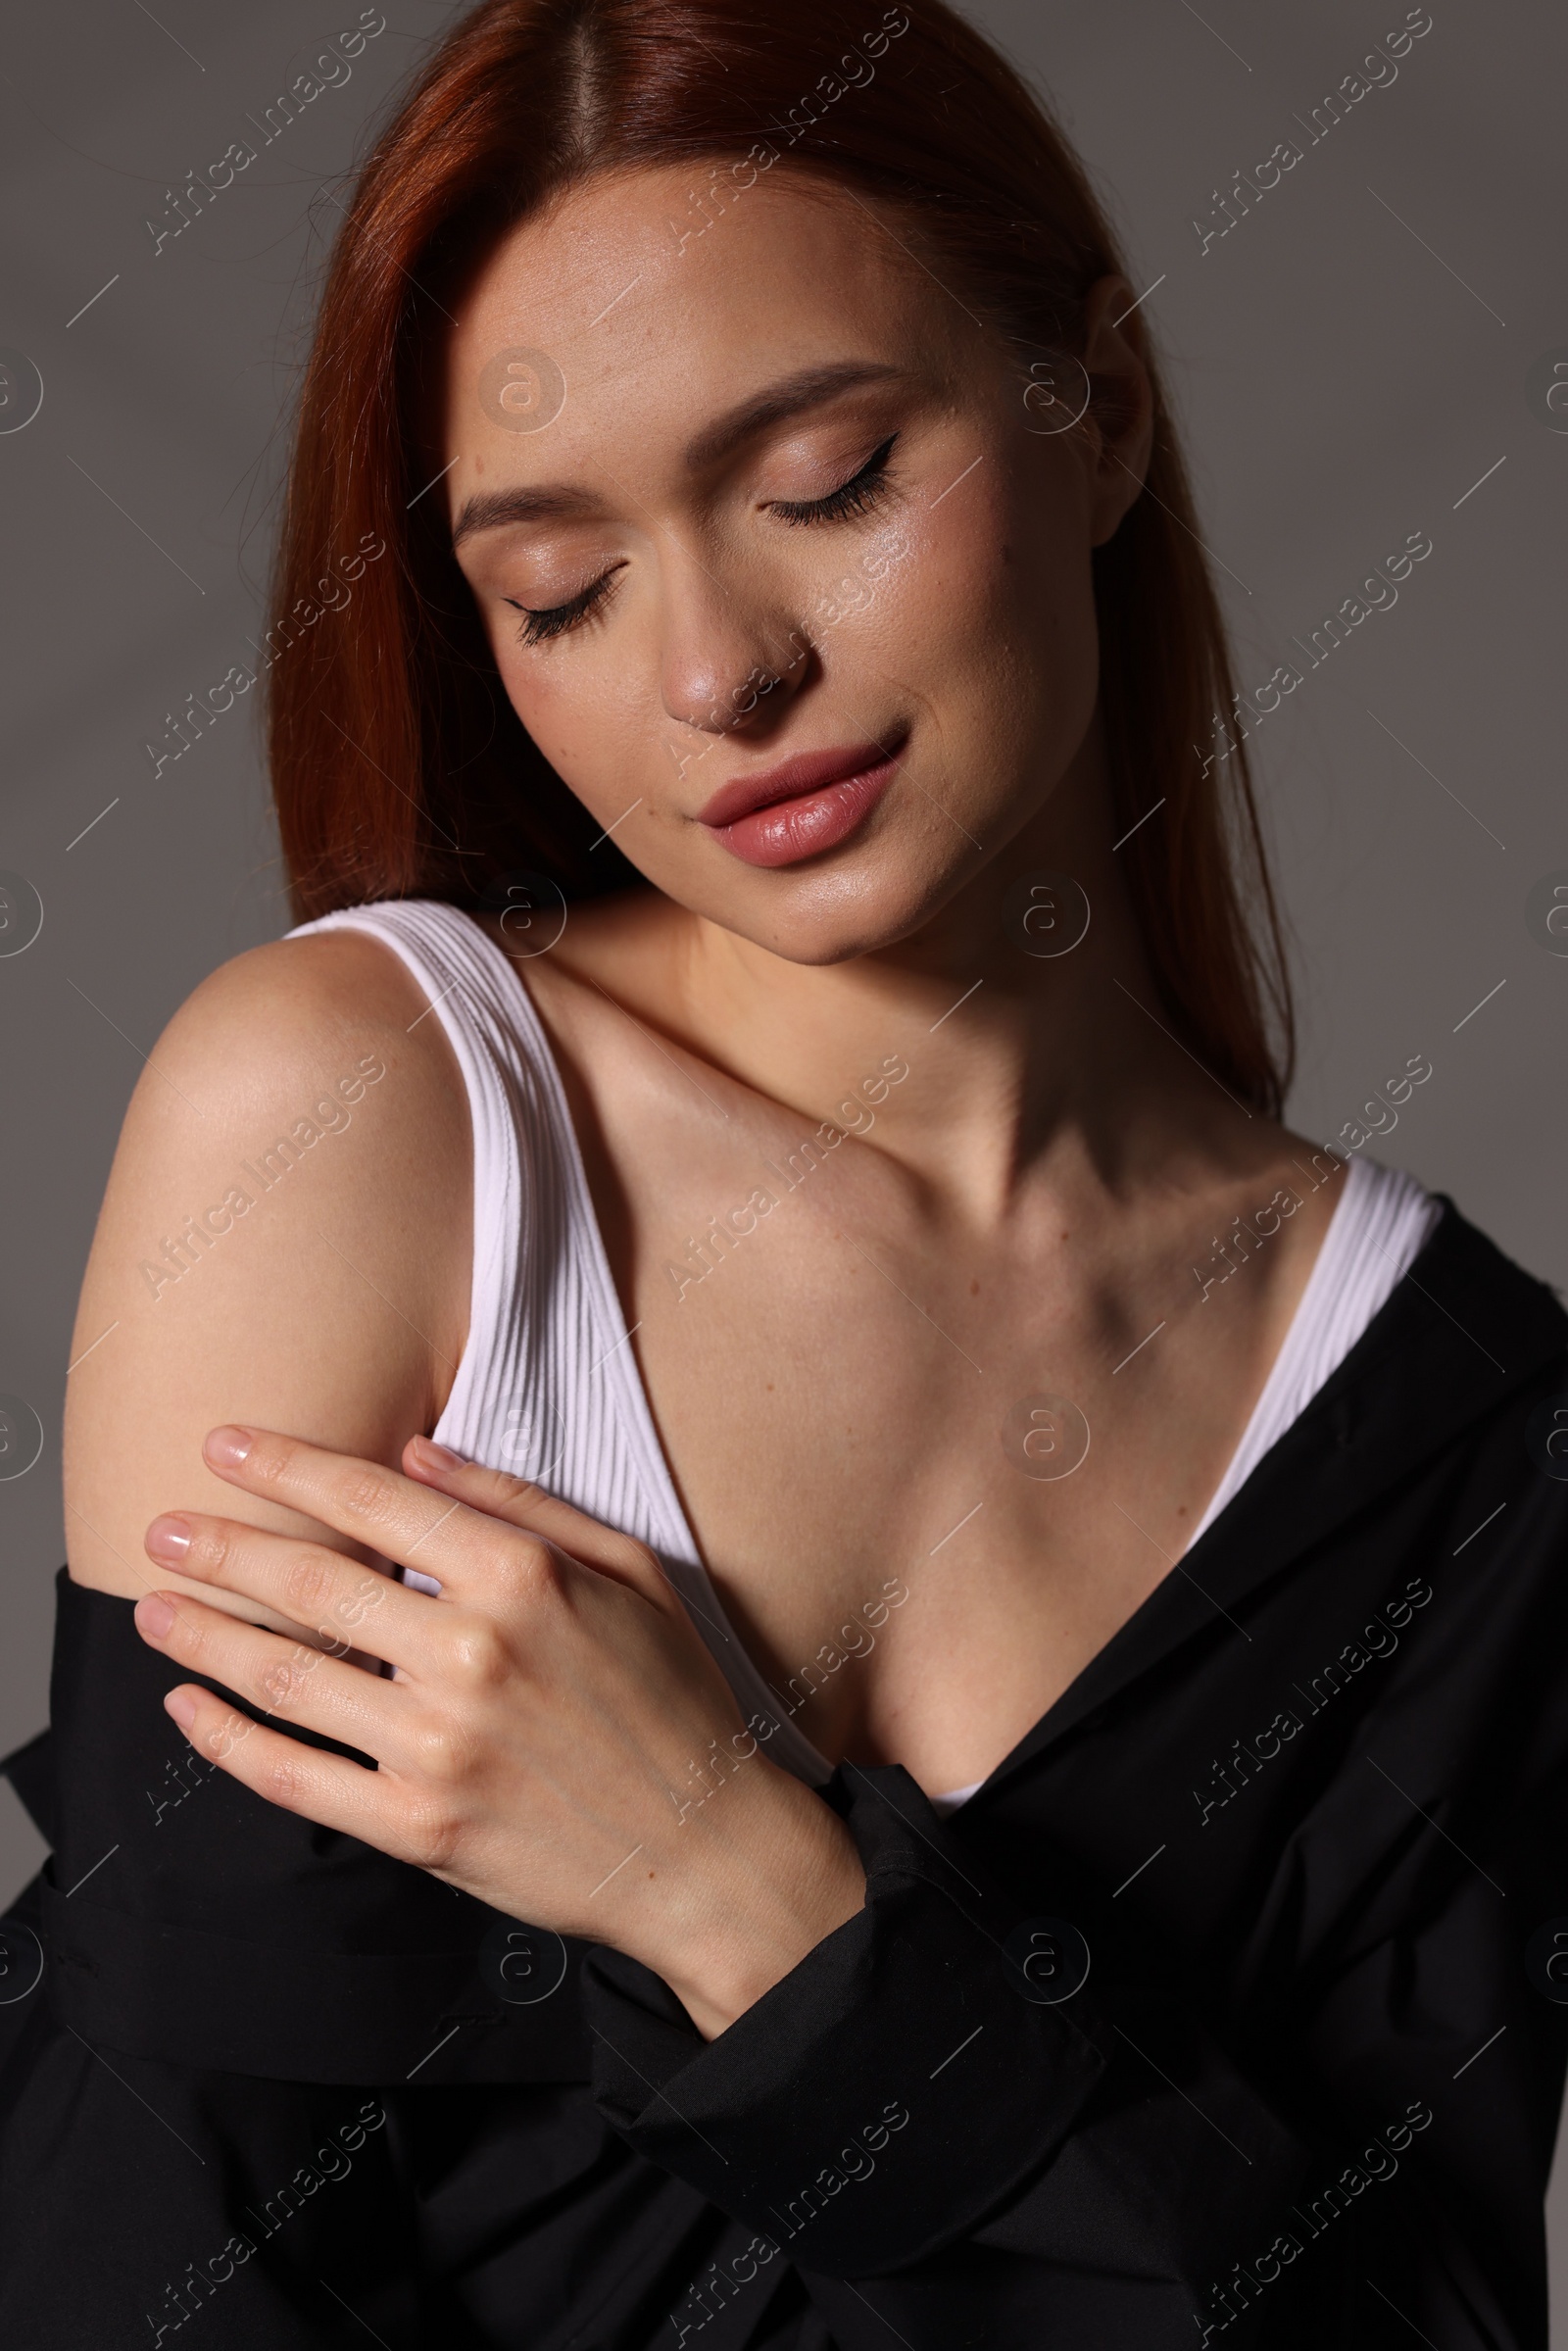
[2,0,1564,2322]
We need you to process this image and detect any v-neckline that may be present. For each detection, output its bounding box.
[455,906,1366,1809]
[979,1190,1492,1802]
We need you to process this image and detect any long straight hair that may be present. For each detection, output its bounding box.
[269,0,1294,1113]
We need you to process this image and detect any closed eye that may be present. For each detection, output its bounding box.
[502,433,901,645]
[505,567,622,647]
[768,433,900,525]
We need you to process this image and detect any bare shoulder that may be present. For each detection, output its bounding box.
[64,924,472,1614]
[152,921,451,1062]
[94,923,472,1260]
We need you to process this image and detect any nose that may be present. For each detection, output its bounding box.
[657,546,812,742]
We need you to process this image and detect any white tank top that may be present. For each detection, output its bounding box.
[289,900,1440,1813]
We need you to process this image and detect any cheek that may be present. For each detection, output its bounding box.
[868,473,1098,782]
[983,464,1101,689]
[492,637,650,827]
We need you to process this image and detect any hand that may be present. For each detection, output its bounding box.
[132,1427,865,2037]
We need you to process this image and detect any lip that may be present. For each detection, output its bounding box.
[698,735,906,869]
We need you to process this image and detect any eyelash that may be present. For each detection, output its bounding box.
[768,432,901,526]
[507,574,620,648]
[507,433,902,647]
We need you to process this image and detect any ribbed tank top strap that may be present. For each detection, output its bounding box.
[284,900,833,1789]
[1184,1153,1441,1550]
[290,899,548,1488]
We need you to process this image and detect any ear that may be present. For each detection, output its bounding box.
[1075,273,1157,549]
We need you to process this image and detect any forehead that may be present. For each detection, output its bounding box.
[443,163,956,454]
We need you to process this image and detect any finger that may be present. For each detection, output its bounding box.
[133,1587,416,1764]
[145,1508,439,1673]
[402,1437,674,1605]
[200,1426,549,1604]
[158,1675,455,1881]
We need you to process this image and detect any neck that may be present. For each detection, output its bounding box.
[668,711,1259,1226]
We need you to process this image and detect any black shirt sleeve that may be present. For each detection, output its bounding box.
[583,1765,1335,2343]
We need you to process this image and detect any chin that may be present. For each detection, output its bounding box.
[715,843,986,967]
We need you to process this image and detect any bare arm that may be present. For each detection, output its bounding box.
[63,929,471,1635]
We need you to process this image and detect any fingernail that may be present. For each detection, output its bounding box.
[164,1690,196,1731]
[205,1425,253,1467]
[145,1514,191,1562]
[137,1592,176,1640]
[411,1437,466,1471]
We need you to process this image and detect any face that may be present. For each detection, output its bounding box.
[444,163,1150,964]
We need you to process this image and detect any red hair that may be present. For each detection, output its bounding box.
[268,0,1294,1113]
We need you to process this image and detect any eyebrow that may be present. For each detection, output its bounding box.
[450,483,600,545]
[449,360,911,548]
[681,359,910,471]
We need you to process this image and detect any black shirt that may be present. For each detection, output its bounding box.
[3,1197,1566,2348]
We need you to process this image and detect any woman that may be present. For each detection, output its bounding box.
[3,0,1564,2343]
